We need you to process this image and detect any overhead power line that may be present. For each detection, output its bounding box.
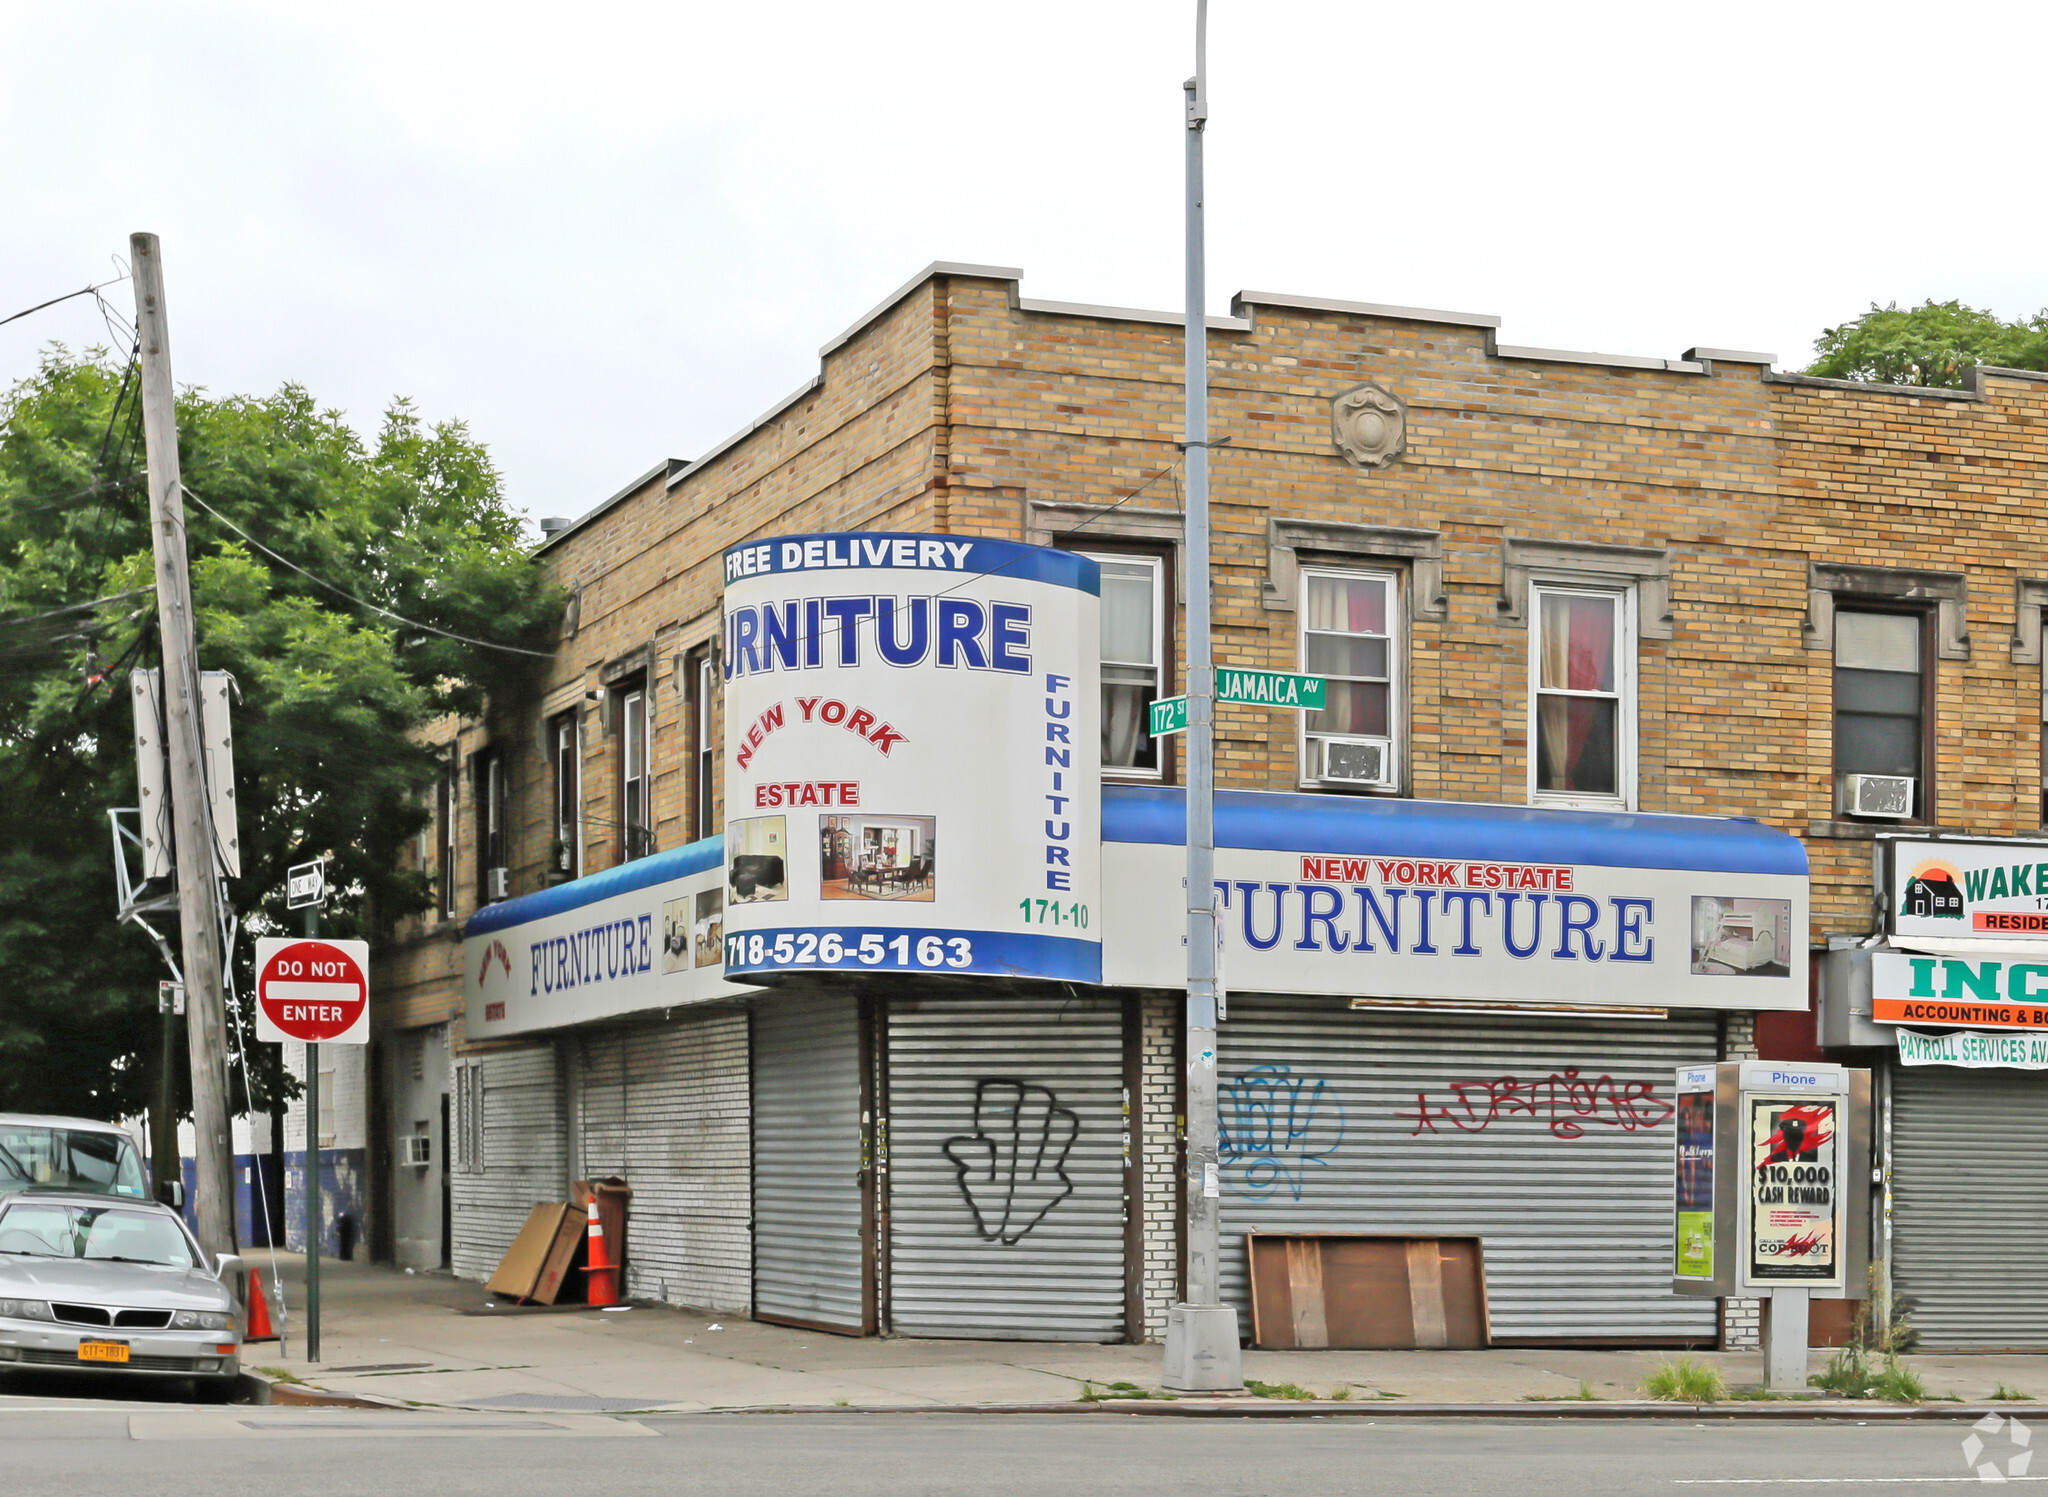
[0,274,130,332]
[178,483,557,659]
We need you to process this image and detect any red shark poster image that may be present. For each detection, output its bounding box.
[1748,1097,1838,1282]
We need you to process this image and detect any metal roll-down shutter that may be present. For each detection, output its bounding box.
[1891,1065,2048,1349]
[1216,997,1719,1343]
[753,992,867,1331]
[887,993,1127,1341]
[450,1046,563,1283]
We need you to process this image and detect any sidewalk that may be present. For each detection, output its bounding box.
[245,1254,2048,1414]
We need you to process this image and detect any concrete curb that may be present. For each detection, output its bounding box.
[240,1370,405,1410]
[675,1399,2019,1421]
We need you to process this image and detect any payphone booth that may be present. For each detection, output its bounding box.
[1672,1061,1871,1391]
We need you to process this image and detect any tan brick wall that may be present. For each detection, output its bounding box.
[375,264,2048,1087]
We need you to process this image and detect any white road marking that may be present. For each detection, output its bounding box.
[128,1413,657,1440]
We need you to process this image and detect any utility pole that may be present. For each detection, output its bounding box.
[1162,0,1243,1393]
[304,893,322,1364]
[131,232,237,1259]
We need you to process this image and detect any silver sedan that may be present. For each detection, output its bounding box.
[0,1191,242,1394]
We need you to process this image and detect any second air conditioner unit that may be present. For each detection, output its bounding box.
[1317,737,1395,789]
[1840,774,1914,820]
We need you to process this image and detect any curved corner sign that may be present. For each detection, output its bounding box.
[719,532,1102,984]
[255,937,369,1045]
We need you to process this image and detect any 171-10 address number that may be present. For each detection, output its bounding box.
[725,931,972,969]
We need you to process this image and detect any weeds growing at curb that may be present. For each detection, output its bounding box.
[1993,1385,2036,1402]
[1328,1386,1351,1401]
[1644,1356,1726,1403]
[1244,1379,1317,1402]
[1079,1381,1172,1402]
[255,1367,305,1386]
[832,1398,850,1407]
[1523,1381,1603,1402]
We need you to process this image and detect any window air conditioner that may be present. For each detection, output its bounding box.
[1319,737,1394,788]
[486,866,511,900]
[401,1134,432,1168]
[1841,774,1914,820]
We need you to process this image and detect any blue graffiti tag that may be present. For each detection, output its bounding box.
[1218,1064,1345,1201]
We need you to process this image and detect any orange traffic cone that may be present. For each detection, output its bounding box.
[245,1268,278,1343]
[581,1197,619,1307]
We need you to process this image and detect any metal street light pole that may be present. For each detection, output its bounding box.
[1162,0,1243,1393]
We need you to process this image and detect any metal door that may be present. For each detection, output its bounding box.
[1216,997,1720,1342]
[450,1045,563,1283]
[886,993,1127,1341]
[574,1011,752,1313]
[752,993,867,1331]
[1891,1064,2048,1349]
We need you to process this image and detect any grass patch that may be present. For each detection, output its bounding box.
[1244,1379,1317,1402]
[1643,1356,1727,1404]
[1871,1363,1931,1404]
[1327,1385,1351,1401]
[1078,1381,1173,1402]
[254,1367,306,1386]
[832,1398,850,1407]
[1812,1344,1934,1404]
[1524,1380,1602,1402]
[1992,1385,2035,1402]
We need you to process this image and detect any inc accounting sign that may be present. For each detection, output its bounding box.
[719,533,1102,984]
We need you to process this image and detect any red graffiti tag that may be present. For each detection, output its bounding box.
[1402,1071,1675,1140]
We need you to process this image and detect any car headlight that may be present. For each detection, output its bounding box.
[6,1301,53,1321]
[199,1312,230,1332]
[173,1310,231,1332]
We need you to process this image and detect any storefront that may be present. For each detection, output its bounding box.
[1822,836,2048,1350]
[1103,785,1808,1345]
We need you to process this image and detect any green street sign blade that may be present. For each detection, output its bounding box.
[1148,695,1189,736]
[1215,668,1326,710]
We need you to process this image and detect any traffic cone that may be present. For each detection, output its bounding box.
[244,1268,278,1343]
[581,1196,619,1307]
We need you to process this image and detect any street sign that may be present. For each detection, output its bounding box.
[254,937,369,1045]
[1150,695,1189,737]
[1215,668,1325,710]
[1148,670,1327,736]
[286,858,327,910]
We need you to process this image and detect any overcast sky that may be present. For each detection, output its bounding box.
[5,1,2044,527]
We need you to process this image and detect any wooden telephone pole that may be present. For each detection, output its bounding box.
[131,232,237,1258]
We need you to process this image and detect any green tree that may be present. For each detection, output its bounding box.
[1807,299,2048,388]
[0,346,560,1120]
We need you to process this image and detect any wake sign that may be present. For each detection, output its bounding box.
[255,937,370,1045]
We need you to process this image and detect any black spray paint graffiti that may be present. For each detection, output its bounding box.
[941,1079,1078,1245]
[1219,1064,1344,1202]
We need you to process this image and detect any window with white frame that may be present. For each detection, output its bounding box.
[551,712,580,880]
[1301,569,1398,788]
[620,682,653,860]
[1089,553,1165,775]
[1529,584,1633,807]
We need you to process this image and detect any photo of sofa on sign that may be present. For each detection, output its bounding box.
[726,816,789,903]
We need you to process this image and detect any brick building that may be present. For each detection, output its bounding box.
[333,261,2048,1351]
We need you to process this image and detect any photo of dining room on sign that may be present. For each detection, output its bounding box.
[820,815,935,902]
[727,816,787,904]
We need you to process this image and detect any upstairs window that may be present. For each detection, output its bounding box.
[436,761,457,919]
[1091,553,1164,775]
[1301,569,1398,789]
[550,712,580,880]
[619,681,653,861]
[475,750,506,903]
[691,649,716,844]
[1530,585,1633,809]
[1835,609,1925,820]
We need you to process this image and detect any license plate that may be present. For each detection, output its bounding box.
[77,1341,130,1364]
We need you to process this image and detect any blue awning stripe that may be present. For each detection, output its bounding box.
[1102,786,1807,877]
[464,835,724,938]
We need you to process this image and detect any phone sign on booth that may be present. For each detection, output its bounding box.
[255,937,370,1045]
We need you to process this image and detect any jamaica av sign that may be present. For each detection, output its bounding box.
[255,937,370,1045]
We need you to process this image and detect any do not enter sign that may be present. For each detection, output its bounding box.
[255,937,370,1045]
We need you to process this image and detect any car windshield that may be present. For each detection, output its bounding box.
[0,1202,197,1268]
[0,1126,148,1198]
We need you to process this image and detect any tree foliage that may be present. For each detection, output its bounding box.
[1806,299,2048,388]
[0,346,561,1119]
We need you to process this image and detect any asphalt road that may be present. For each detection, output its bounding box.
[0,1393,2035,1497]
